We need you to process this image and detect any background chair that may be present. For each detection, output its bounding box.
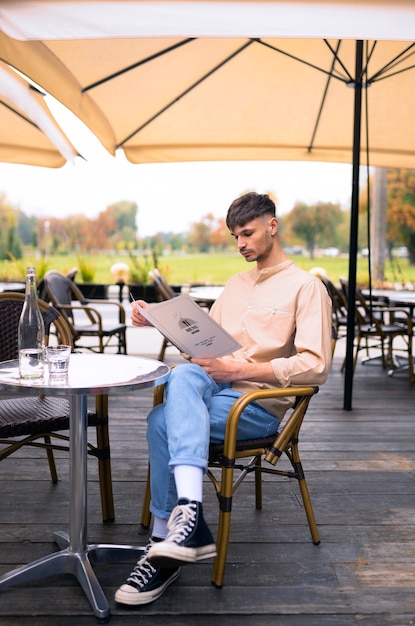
[149,268,178,360]
[40,270,127,354]
[340,278,413,381]
[149,269,216,360]
[141,383,320,588]
[149,268,177,301]
[0,292,115,522]
[321,277,348,344]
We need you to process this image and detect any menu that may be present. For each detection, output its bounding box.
[136,294,241,358]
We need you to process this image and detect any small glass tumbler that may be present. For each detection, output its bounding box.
[44,344,71,379]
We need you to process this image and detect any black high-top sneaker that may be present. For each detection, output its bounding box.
[148,499,217,568]
[115,540,181,605]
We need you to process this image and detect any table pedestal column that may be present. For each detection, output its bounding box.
[0,394,143,622]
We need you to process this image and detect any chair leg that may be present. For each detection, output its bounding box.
[120,329,127,354]
[211,465,234,588]
[44,434,59,483]
[95,394,115,523]
[158,337,168,361]
[409,350,414,383]
[254,455,263,509]
[211,505,231,589]
[141,464,152,528]
[290,444,320,545]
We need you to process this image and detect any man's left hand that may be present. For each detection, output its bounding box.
[190,357,239,383]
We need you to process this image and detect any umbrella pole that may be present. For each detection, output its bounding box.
[344,40,363,411]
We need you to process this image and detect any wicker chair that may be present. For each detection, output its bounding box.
[149,269,177,360]
[340,278,414,380]
[141,382,320,588]
[40,270,127,354]
[0,292,115,522]
[149,269,211,360]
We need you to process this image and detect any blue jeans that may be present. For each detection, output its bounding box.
[147,363,280,520]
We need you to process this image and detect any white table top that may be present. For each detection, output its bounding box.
[364,289,415,305]
[0,282,25,293]
[0,353,169,397]
[189,285,224,301]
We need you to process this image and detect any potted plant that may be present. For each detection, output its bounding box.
[127,253,158,301]
[75,257,108,299]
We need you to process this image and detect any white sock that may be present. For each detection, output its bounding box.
[174,465,204,503]
[151,516,168,540]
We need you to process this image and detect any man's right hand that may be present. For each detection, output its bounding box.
[131,300,153,327]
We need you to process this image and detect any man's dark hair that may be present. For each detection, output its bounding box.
[226,192,276,231]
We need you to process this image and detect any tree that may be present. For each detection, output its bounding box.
[17,210,38,246]
[105,201,138,247]
[387,169,415,264]
[285,201,343,258]
[0,194,23,259]
[189,213,216,252]
[210,217,233,250]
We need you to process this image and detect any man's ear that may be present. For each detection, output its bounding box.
[270,216,279,235]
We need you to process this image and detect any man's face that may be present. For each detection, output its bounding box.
[230,216,277,265]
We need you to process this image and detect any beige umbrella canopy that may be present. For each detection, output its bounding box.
[1,34,415,169]
[0,61,77,167]
[0,1,415,167]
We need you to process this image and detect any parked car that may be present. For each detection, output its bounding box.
[392,246,409,258]
[323,247,340,257]
[284,246,305,255]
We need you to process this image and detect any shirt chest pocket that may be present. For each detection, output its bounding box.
[244,307,295,342]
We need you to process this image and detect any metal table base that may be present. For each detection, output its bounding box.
[0,395,141,622]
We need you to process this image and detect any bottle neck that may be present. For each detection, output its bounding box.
[25,270,37,299]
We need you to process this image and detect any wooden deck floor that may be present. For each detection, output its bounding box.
[0,345,415,625]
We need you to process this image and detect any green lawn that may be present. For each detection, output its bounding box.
[1,251,414,288]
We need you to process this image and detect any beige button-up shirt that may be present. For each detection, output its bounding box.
[210,260,333,417]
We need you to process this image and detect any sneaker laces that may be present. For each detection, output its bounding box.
[165,501,197,543]
[125,544,156,588]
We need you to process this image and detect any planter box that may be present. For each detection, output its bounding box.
[128,284,182,302]
[76,283,108,300]
[128,284,158,302]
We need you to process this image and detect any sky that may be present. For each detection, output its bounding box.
[0,96,355,238]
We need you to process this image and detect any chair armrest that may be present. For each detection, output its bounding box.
[82,299,126,323]
[152,382,319,467]
[372,306,412,327]
[222,386,318,461]
[153,383,167,407]
[58,303,105,330]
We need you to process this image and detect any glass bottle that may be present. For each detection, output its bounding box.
[18,266,45,379]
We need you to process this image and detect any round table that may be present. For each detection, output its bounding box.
[188,285,224,310]
[0,353,169,622]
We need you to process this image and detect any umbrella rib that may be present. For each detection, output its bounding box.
[368,42,415,82]
[117,39,255,148]
[307,41,341,153]
[257,38,350,84]
[323,39,354,83]
[0,100,39,129]
[82,38,195,92]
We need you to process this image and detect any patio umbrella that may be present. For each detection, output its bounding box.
[0,61,77,167]
[1,0,415,407]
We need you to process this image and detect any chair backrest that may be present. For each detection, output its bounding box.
[321,277,348,327]
[42,270,98,332]
[41,270,74,308]
[149,268,176,301]
[0,292,73,361]
[339,277,382,328]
